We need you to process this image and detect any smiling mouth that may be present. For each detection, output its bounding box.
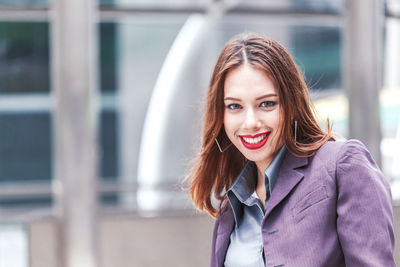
[239,132,271,149]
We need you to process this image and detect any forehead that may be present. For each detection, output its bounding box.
[224,65,278,98]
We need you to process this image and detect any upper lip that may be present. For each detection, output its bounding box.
[239,131,270,138]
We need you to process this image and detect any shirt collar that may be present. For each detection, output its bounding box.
[265,145,287,194]
[227,160,257,204]
[227,145,287,226]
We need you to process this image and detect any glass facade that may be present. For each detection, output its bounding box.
[0,1,399,266]
[98,0,344,11]
[0,0,398,212]
[0,0,48,8]
[0,21,50,209]
[0,22,49,93]
[228,0,344,12]
[0,113,51,182]
[99,0,205,8]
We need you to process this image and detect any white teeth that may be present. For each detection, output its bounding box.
[242,134,267,144]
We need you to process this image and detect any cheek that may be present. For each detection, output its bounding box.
[267,109,284,137]
[272,111,285,142]
[223,114,238,138]
[275,112,284,129]
[273,106,283,127]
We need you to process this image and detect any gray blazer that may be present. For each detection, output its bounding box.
[210,140,395,267]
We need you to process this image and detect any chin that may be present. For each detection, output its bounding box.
[241,150,272,163]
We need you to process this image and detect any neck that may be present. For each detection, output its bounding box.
[255,167,267,208]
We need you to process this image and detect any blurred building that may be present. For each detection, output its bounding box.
[0,0,399,266]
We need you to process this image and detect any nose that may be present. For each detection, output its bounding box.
[243,108,261,131]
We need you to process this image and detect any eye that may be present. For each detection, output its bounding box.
[260,101,276,108]
[226,103,242,110]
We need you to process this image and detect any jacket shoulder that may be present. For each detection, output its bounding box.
[312,140,344,166]
[312,139,372,175]
[314,139,370,159]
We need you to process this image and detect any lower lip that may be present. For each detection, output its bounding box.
[240,133,270,150]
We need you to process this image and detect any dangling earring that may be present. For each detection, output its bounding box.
[214,138,232,153]
[293,119,298,143]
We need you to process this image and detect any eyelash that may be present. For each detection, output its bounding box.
[226,103,242,110]
[260,101,277,108]
[226,101,277,110]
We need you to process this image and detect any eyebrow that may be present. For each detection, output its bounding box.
[224,94,278,101]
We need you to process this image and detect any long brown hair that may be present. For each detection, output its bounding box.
[187,33,334,218]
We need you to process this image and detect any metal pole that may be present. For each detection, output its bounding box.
[51,0,99,266]
[344,0,383,165]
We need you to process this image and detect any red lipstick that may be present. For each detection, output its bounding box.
[239,131,270,150]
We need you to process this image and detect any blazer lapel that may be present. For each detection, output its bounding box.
[265,151,308,217]
[215,205,235,267]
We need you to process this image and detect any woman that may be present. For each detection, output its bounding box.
[187,33,395,267]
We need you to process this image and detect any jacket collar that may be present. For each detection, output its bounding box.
[265,151,308,217]
[214,204,235,267]
[227,146,287,227]
[213,150,309,267]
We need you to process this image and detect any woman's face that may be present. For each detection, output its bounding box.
[223,65,283,170]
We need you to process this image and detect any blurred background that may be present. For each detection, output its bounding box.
[0,0,399,266]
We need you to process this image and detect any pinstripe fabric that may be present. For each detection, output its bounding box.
[224,146,286,267]
[210,140,395,267]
